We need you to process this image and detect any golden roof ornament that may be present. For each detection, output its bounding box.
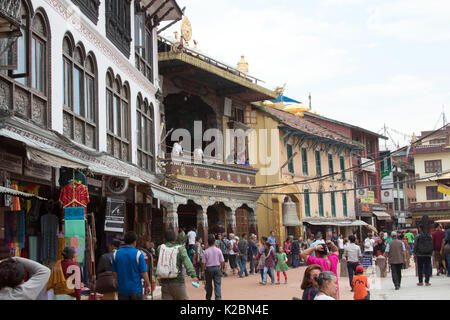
[237,55,248,73]
[181,16,192,45]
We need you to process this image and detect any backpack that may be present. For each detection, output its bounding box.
[156,244,181,279]
[415,233,433,256]
[233,241,238,253]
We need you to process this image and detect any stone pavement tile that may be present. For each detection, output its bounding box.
[369,266,450,300]
[185,262,354,300]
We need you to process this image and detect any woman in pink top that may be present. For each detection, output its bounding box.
[301,240,340,298]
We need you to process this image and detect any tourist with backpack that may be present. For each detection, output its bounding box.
[414,224,434,286]
[112,231,151,300]
[156,230,198,300]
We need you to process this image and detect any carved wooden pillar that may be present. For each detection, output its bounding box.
[248,206,258,236]
[196,207,208,245]
[164,202,179,236]
[226,208,236,235]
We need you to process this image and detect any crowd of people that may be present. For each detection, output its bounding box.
[1,222,450,300]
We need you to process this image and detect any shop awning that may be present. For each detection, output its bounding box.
[0,186,47,200]
[365,225,378,234]
[373,211,392,221]
[150,183,187,204]
[27,148,88,169]
[302,219,368,227]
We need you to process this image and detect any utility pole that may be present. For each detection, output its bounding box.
[384,124,388,151]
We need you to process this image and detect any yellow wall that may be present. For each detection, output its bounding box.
[250,108,356,242]
[414,152,450,202]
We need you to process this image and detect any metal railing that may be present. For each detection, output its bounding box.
[158,35,265,86]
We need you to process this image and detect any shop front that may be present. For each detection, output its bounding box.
[0,116,187,298]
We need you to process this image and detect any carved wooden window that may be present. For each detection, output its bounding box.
[136,94,155,172]
[62,33,98,149]
[70,0,100,24]
[134,7,154,83]
[105,0,131,58]
[0,2,50,128]
[106,70,130,161]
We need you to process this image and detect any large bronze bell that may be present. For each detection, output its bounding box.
[282,197,302,226]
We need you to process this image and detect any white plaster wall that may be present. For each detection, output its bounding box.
[33,0,161,170]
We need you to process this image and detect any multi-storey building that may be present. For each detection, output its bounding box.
[0,0,186,266]
[409,126,450,228]
[157,36,276,242]
[250,103,364,242]
[302,110,390,235]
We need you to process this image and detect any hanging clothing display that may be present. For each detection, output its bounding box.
[10,185,21,211]
[27,198,43,236]
[58,168,87,187]
[64,207,85,221]
[65,218,85,263]
[28,236,38,262]
[59,183,89,213]
[41,213,59,262]
[4,210,25,253]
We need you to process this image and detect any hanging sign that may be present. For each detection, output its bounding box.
[360,191,375,204]
[381,189,394,203]
[104,197,125,233]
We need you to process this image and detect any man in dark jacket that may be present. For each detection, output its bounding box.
[414,225,434,286]
[238,234,249,277]
[248,234,259,274]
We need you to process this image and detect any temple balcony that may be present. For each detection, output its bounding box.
[163,155,258,187]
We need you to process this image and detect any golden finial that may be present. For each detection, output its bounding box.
[237,55,248,73]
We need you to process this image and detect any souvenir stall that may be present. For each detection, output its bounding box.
[0,164,98,300]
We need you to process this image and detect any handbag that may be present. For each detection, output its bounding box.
[95,271,117,294]
[444,243,450,255]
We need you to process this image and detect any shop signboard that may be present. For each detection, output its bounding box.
[380,156,393,189]
[104,197,125,233]
[360,191,374,204]
[0,152,22,174]
[381,189,394,203]
[24,159,51,181]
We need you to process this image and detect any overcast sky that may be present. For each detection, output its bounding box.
[160,0,450,150]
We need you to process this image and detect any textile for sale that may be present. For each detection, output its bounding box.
[4,210,25,250]
[64,207,85,221]
[41,213,59,262]
[29,236,38,262]
[65,219,86,263]
[10,184,21,211]
[59,183,89,213]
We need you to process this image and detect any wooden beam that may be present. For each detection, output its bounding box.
[216,86,247,96]
[149,0,170,21]
[159,7,174,21]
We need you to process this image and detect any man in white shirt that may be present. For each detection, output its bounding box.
[193,145,203,163]
[363,233,375,271]
[187,227,197,250]
[172,137,184,158]
[337,234,345,260]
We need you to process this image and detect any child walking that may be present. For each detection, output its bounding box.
[275,246,289,284]
[352,265,370,300]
